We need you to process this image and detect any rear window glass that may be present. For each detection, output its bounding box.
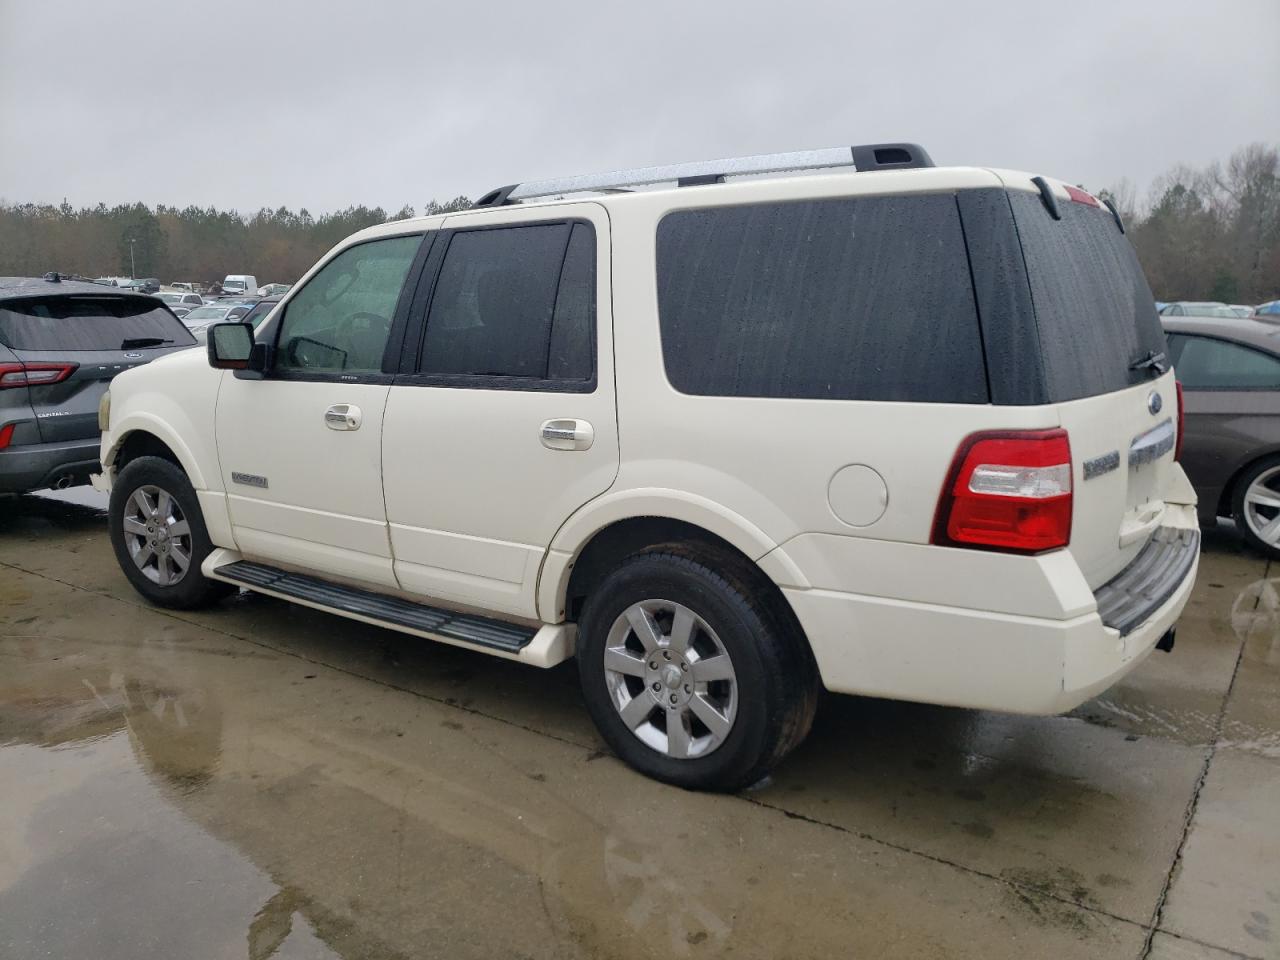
[1009,191,1166,401]
[655,193,988,402]
[0,296,196,351]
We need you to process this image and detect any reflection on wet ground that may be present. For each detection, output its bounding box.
[1,494,1277,959]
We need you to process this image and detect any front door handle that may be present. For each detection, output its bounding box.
[541,418,594,451]
[324,404,362,431]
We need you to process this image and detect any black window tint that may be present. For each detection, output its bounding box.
[421,223,575,379]
[276,235,420,375]
[0,297,196,351]
[1172,335,1280,390]
[655,194,987,402]
[547,223,595,380]
[1008,190,1166,402]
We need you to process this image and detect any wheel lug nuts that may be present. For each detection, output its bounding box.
[684,684,691,694]
[662,651,671,660]
[669,694,678,704]
[652,682,661,692]
[649,661,657,670]
[680,662,688,671]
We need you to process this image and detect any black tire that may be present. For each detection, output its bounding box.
[109,456,234,609]
[1231,455,1280,559]
[577,545,818,791]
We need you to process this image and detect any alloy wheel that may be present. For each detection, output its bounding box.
[122,484,193,586]
[1244,466,1280,547]
[602,599,738,760]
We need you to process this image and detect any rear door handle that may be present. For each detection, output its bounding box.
[541,418,594,451]
[324,404,362,431]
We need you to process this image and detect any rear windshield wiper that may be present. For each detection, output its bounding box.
[1128,349,1168,376]
[120,337,173,349]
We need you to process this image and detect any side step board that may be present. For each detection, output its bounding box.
[211,559,549,657]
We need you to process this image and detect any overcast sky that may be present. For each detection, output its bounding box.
[2,0,1277,215]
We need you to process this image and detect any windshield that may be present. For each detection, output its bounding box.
[223,281,246,290]
[157,292,183,303]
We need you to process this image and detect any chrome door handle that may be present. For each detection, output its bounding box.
[324,404,362,431]
[541,418,594,451]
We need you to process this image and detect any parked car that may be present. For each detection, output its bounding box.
[237,295,281,337]
[156,291,206,313]
[0,275,196,495]
[256,283,292,297]
[1164,315,1280,557]
[1256,300,1280,317]
[97,144,1198,789]
[221,274,258,298]
[1160,301,1240,318]
[1228,304,1255,318]
[180,303,254,341]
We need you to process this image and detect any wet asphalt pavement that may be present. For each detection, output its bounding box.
[1,491,1277,960]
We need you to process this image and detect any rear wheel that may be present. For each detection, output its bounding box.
[109,456,234,609]
[1232,456,1280,560]
[577,547,817,791]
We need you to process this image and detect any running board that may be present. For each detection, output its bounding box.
[209,558,558,659]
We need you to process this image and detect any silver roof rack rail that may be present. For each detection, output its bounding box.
[472,142,933,208]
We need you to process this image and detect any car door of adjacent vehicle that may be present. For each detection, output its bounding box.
[215,232,426,588]
[381,204,618,619]
[1166,332,1280,512]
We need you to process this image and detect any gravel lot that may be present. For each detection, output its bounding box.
[1,491,1277,959]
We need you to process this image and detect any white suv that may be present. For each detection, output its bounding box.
[96,144,1199,790]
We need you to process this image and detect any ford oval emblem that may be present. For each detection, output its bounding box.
[123,352,143,359]
[1148,390,1163,415]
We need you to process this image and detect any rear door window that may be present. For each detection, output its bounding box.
[655,193,988,402]
[417,221,596,386]
[1008,190,1166,401]
[0,297,196,351]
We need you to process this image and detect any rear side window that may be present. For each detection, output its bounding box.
[655,194,988,402]
[1166,333,1280,390]
[419,221,596,385]
[0,296,196,351]
[1008,191,1166,402]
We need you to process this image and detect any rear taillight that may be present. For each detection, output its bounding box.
[0,362,78,389]
[1174,381,1184,461]
[0,423,14,450]
[933,429,1073,553]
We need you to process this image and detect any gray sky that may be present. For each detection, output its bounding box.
[2,0,1277,215]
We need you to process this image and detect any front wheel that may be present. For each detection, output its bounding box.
[109,456,234,609]
[577,547,817,791]
[1232,455,1280,560]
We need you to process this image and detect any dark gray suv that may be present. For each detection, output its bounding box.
[0,276,196,495]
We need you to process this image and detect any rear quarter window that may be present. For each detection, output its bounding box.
[1008,190,1166,402]
[655,193,988,403]
[0,297,196,351]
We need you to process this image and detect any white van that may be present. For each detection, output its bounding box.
[221,274,258,296]
[97,144,1198,790]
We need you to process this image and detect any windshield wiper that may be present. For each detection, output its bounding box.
[120,337,173,349]
[1128,349,1168,376]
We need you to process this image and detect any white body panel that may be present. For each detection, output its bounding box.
[215,378,396,587]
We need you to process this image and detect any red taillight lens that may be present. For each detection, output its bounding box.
[1174,381,1184,461]
[933,429,1073,553]
[0,423,14,450]
[0,362,78,389]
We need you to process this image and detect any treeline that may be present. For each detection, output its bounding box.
[0,197,471,286]
[1,143,1277,301]
[1104,142,1278,303]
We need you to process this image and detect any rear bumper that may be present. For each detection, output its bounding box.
[0,438,101,494]
[779,509,1200,715]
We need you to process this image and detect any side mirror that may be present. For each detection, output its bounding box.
[207,322,255,370]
